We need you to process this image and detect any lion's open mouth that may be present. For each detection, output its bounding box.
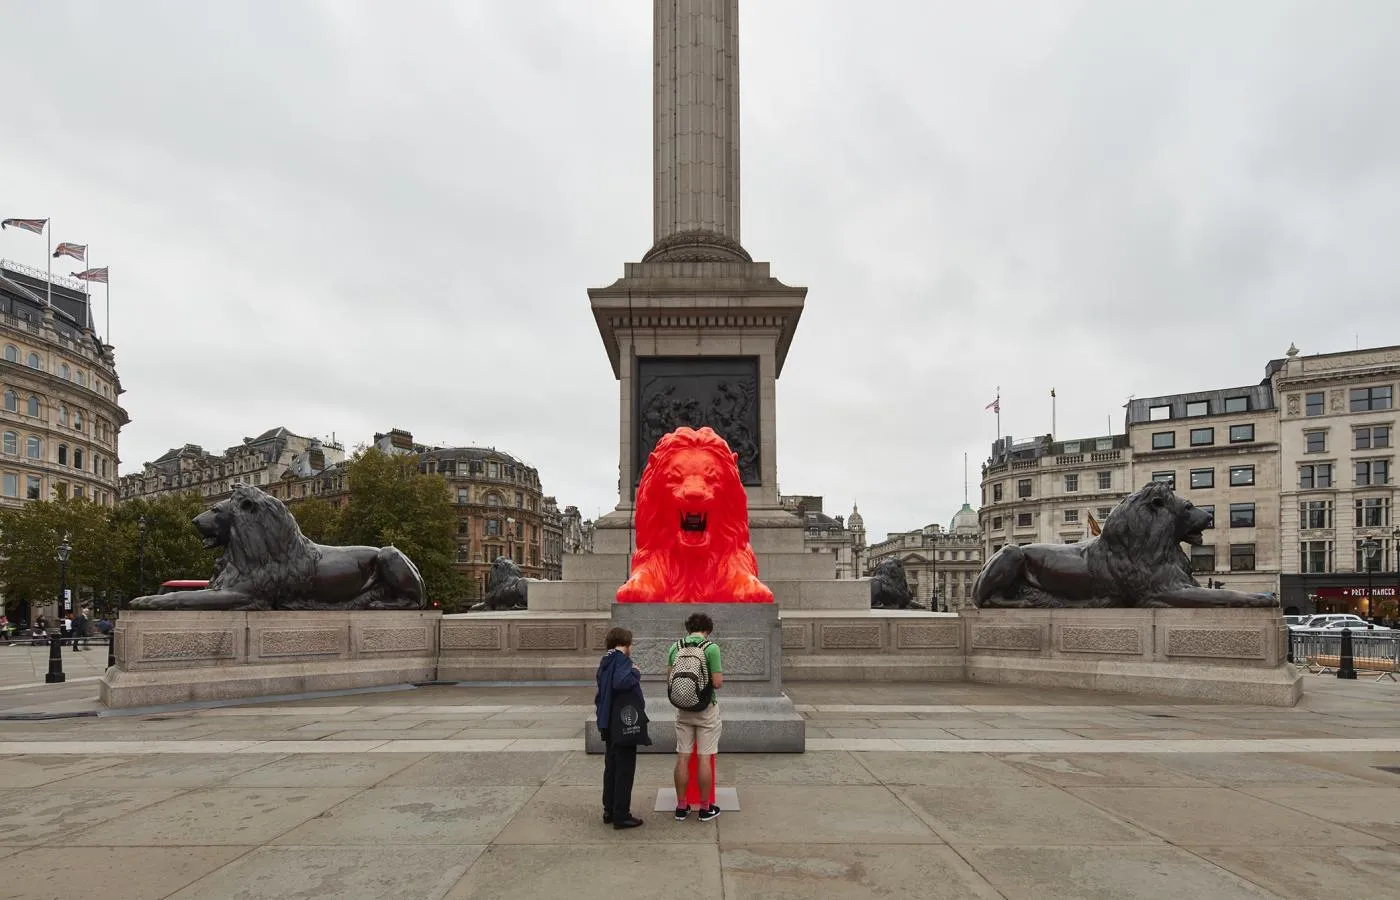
[202,535,221,549]
[679,512,709,547]
[1183,530,1205,546]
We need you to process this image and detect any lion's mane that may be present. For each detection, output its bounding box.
[209,485,321,604]
[1087,481,1199,601]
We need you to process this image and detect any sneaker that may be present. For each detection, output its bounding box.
[674,806,689,821]
[698,805,721,822]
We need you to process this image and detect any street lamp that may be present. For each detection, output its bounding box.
[1360,538,1381,620]
[56,534,72,619]
[505,516,516,565]
[1392,525,1400,623]
[137,515,149,598]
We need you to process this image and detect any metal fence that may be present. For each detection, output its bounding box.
[1290,629,1400,681]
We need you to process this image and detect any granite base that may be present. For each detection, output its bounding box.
[584,693,806,754]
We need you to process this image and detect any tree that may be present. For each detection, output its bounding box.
[0,497,124,619]
[110,492,218,599]
[288,497,342,544]
[337,447,468,610]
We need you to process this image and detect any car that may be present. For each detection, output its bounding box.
[157,579,210,595]
[1314,619,1393,633]
[1283,615,1309,628]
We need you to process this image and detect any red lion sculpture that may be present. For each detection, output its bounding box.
[616,426,774,604]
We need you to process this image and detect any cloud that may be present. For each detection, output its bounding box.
[2,0,1398,541]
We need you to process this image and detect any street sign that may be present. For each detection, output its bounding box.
[1315,586,1398,599]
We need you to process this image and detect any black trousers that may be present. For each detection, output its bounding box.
[602,735,638,818]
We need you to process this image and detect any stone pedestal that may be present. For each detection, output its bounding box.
[100,610,441,708]
[961,607,1302,706]
[584,602,805,753]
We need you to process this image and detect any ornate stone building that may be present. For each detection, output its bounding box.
[779,494,865,578]
[540,496,564,581]
[864,504,983,611]
[1,260,127,508]
[119,426,344,502]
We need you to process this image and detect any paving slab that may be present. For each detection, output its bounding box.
[47,753,284,788]
[706,750,879,785]
[381,752,566,786]
[0,787,184,844]
[168,845,483,900]
[959,845,1280,899]
[444,844,723,900]
[546,751,680,787]
[720,844,1002,899]
[494,786,720,844]
[852,751,1045,787]
[716,785,940,846]
[996,753,1218,787]
[896,785,1156,846]
[272,785,536,845]
[0,754,131,788]
[224,753,428,788]
[1237,785,1400,842]
[70,787,360,846]
[1189,844,1400,898]
[1143,752,1376,785]
[1068,786,1390,846]
[0,846,251,900]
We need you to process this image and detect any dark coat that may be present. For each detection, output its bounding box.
[594,649,641,731]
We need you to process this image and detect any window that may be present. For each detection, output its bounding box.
[1151,431,1175,450]
[1355,426,1392,450]
[1197,505,1215,528]
[1064,509,1079,523]
[515,491,524,508]
[1016,513,1032,527]
[1189,468,1214,489]
[1062,442,1080,454]
[1301,500,1332,530]
[1224,396,1250,413]
[1096,438,1112,451]
[1,473,15,497]
[1356,459,1390,486]
[1229,424,1256,443]
[59,364,69,380]
[25,352,39,369]
[992,483,1003,502]
[1304,430,1326,453]
[72,409,83,431]
[1064,474,1078,493]
[1230,543,1256,571]
[1097,506,1114,519]
[1305,392,1324,416]
[1097,471,1112,490]
[25,437,40,459]
[2,390,14,413]
[1185,400,1210,417]
[1149,405,1171,421]
[991,516,1003,530]
[1229,466,1255,486]
[1356,497,1391,528]
[1350,386,1392,412]
[457,489,468,504]
[1,431,13,455]
[1229,503,1256,528]
[1152,471,1175,488]
[1189,427,1214,446]
[457,546,469,563]
[1190,544,1216,573]
[58,405,68,427]
[26,395,38,417]
[73,448,83,470]
[1299,463,1332,489]
[486,519,500,536]
[515,520,524,539]
[73,485,83,499]
[488,462,499,478]
[2,345,15,362]
[486,493,500,507]
[1300,540,1332,574]
[1017,479,1032,498]
[1356,540,1385,572]
[25,475,40,500]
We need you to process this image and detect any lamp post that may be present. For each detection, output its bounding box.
[137,515,148,599]
[1360,538,1381,620]
[56,534,72,621]
[505,516,516,566]
[1392,525,1400,624]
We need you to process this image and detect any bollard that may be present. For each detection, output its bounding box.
[44,633,66,684]
[106,629,116,669]
[1287,631,1294,664]
[1337,628,1357,680]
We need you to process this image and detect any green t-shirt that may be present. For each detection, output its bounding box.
[667,633,722,705]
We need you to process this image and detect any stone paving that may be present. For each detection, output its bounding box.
[1,658,1400,898]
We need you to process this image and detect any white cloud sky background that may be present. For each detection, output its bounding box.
[3,0,1398,542]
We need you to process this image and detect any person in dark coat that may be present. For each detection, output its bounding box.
[595,626,644,829]
[71,608,89,650]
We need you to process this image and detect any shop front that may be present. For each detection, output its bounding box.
[1279,575,1399,619]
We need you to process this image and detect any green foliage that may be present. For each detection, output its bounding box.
[288,497,342,543]
[111,492,217,595]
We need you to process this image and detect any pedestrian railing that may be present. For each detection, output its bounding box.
[1290,629,1399,682]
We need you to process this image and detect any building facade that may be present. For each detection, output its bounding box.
[1,260,128,509]
[119,426,344,502]
[979,433,1133,559]
[1275,345,1400,618]
[540,496,565,581]
[864,504,983,611]
[779,494,865,578]
[1125,384,1281,595]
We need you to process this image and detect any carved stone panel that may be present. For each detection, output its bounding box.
[588,624,610,651]
[634,356,761,487]
[360,627,430,653]
[516,625,580,651]
[140,631,235,661]
[819,624,883,650]
[896,624,961,650]
[1059,626,1142,655]
[970,625,1043,652]
[260,629,342,658]
[1286,393,1300,417]
[781,624,808,650]
[713,637,769,678]
[441,625,502,651]
[1166,628,1265,660]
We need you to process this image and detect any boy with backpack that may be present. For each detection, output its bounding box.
[666,612,723,822]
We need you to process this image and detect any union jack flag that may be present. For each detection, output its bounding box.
[72,267,108,284]
[53,242,87,262]
[1,218,47,234]
[984,397,1000,413]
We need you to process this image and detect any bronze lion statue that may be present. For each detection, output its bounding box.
[469,556,529,611]
[973,480,1278,609]
[870,558,925,609]
[129,483,426,611]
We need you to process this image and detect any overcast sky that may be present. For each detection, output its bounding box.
[3,0,1398,542]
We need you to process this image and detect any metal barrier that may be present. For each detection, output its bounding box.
[1290,629,1400,682]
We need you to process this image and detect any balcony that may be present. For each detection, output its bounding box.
[1091,450,1122,462]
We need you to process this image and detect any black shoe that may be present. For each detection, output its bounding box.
[602,812,613,824]
[698,805,721,822]
[674,807,689,821]
[613,816,643,830]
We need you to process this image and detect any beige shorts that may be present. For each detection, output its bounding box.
[675,704,722,756]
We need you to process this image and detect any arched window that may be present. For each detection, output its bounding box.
[26,436,41,459]
[57,444,68,466]
[3,345,16,362]
[73,448,84,470]
[77,370,87,387]
[486,493,501,507]
[73,409,84,430]
[2,432,15,455]
[2,390,15,412]
[59,363,70,380]
[58,405,69,427]
[26,395,38,417]
[25,352,40,369]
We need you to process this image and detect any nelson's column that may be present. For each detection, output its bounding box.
[529,0,868,612]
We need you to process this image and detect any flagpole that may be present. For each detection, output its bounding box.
[1051,388,1057,440]
[996,386,1001,441]
[45,223,52,308]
